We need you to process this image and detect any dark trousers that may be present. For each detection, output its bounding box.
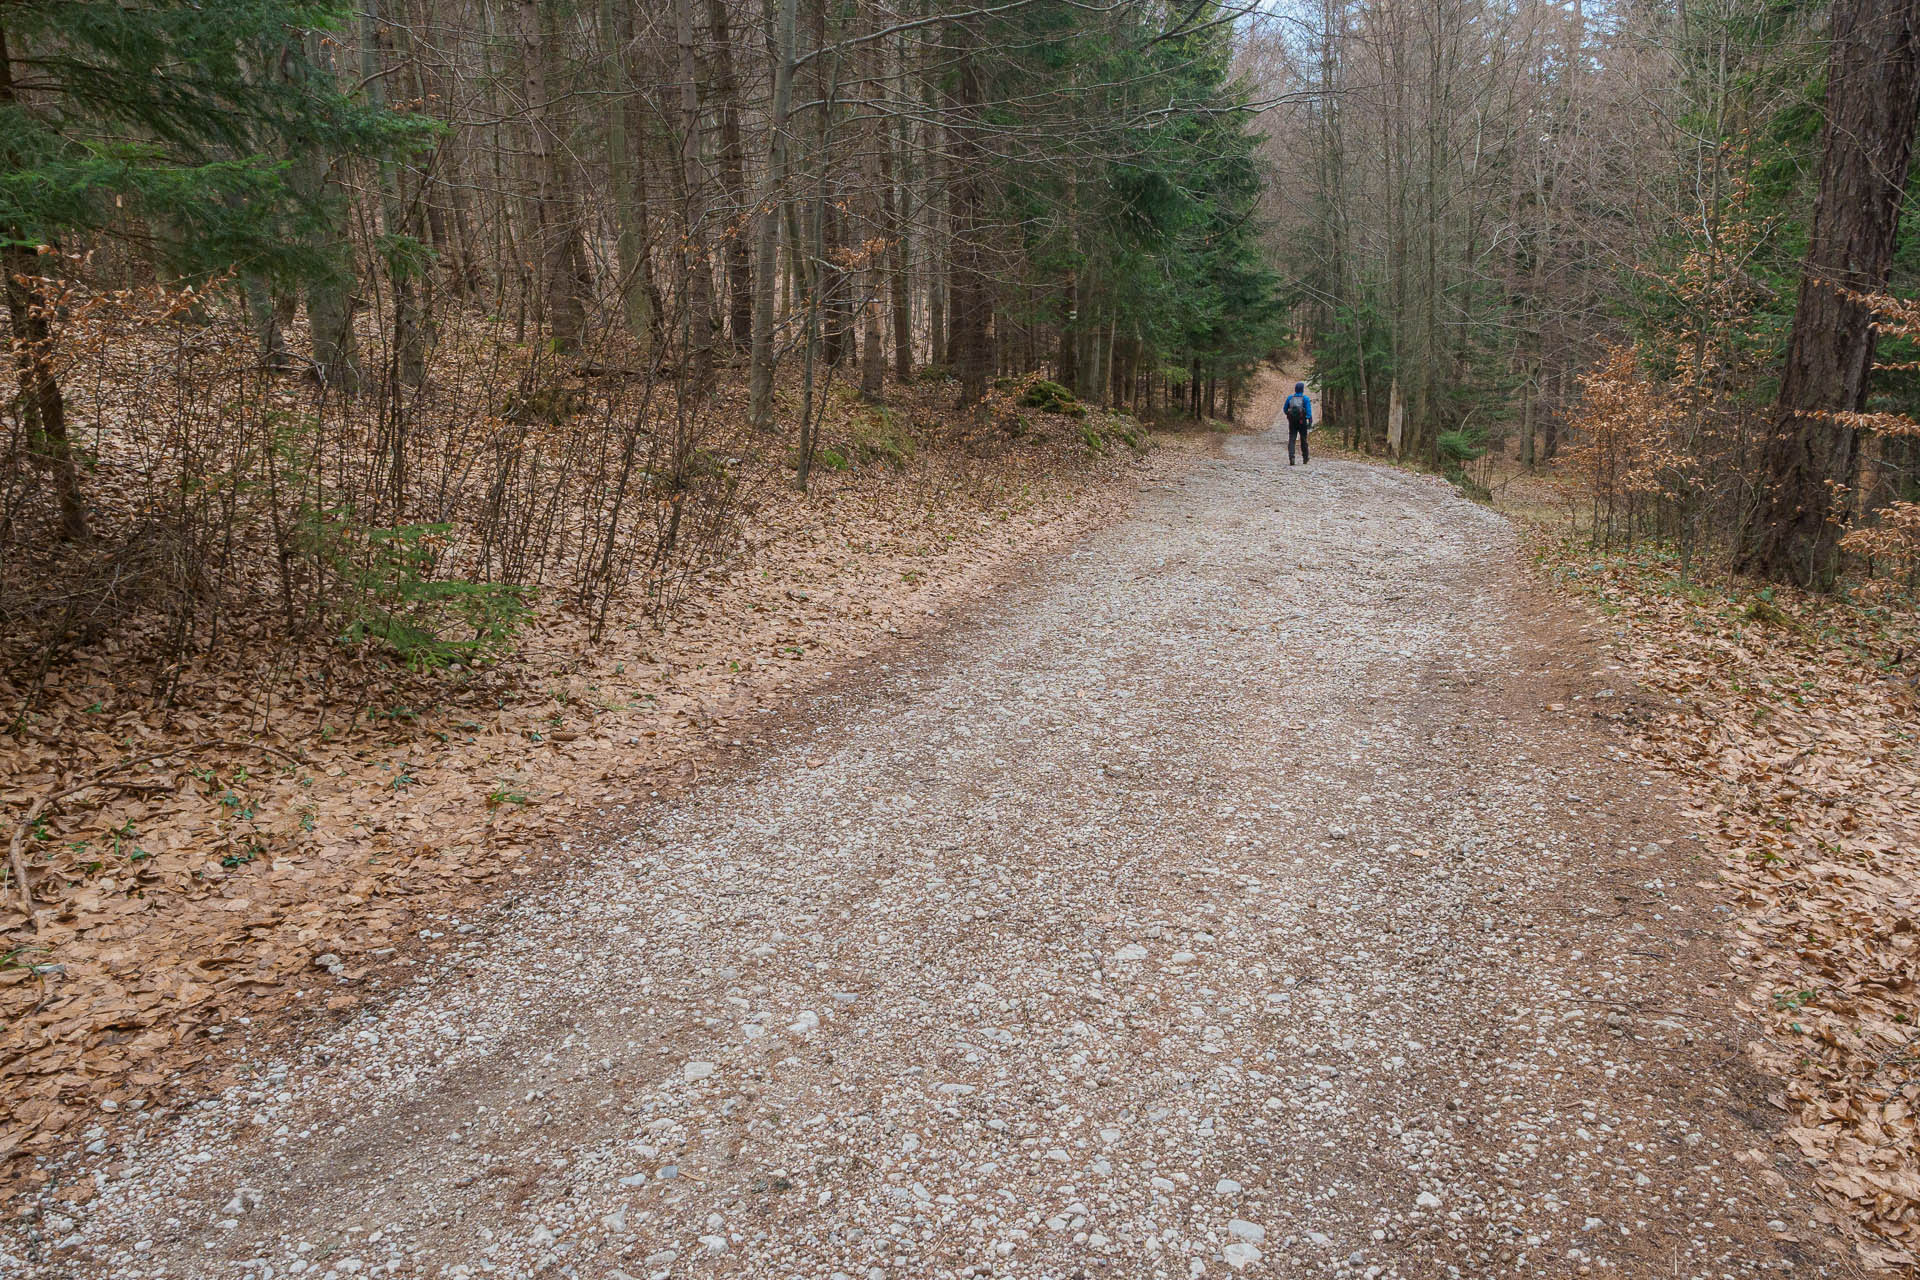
[1288,423,1310,464]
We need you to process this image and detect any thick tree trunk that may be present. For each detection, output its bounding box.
[673,0,714,382]
[923,67,947,370]
[1742,0,1920,587]
[860,285,886,401]
[605,0,655,350]
[879,97,913,381]
[706,0,753,350]
[858,23,887,402]
[946,25,992,409]
[412,0,485,297]
[365,1,429,390]
[3,245,86,541]
[244,275,295,372]
[516,0,590,354]
[821,202,850,368]
[748,0,798,431]
[292,28,363,393]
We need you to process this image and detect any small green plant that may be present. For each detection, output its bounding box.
[302,517,528,672]
[1437,426,1487,465]
[851,408,915,466]
[1020,379,1086,417]
[221,842,263,869]
[1743,592,1792,627]
[486,788,532,809]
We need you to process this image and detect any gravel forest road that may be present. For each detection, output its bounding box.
[19,428,1839,1280]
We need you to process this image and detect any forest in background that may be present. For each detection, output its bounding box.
[1253,0,1920,593]
[9,0,1920,715]
[0,0,1285,714]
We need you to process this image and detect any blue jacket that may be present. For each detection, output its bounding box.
[1284,390,1313,427]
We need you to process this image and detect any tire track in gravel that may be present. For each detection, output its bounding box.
[11,428,1843,1280]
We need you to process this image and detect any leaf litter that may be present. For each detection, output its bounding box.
[1541,541,1920,1271]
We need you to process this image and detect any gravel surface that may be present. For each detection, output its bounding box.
[8,431,1842,1279]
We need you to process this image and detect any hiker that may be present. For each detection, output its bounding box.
[1283,382,1314,465]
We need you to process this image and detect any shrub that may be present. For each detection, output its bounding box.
[1437,426,1487,464]
[1021,379,1086,417]
[851,409,915,467]
[306,518,527,671]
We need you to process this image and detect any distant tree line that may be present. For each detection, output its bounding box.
[1253,0,1920,591]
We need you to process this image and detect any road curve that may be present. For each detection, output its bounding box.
[15,428,1832,1279]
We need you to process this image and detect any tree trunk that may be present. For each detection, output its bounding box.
[243,275,295,371]
[748,0,798,431]
[411,0,484,298]
[516,0,590,355]
[673,0,714,382]
[365,0,428,390]
[2,244,86,542]
[605,0,655,350]
[879,89,913,380]
[1742,0,1920,587]
[821,202,850,368]
[858,20,887,402]
[707,0,753,350]
[946,29,992,410]
[294,27,362,393]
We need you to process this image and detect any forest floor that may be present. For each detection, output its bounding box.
[4,394,1856,1279]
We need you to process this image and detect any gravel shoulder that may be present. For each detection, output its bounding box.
[8,428,1845,1279]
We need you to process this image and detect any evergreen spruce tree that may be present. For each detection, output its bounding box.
[0,2,424,539]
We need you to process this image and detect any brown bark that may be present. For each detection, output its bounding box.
[1742,0,1920,587]
[946,24,992,409]
[706,0,753,350]
[413,0,485,297]
[879,98,913,380]
[747,0,797,431]
[3,246,86,541]
[0,27,85,540]
[515,0,590,354]
[674,0,714,382]
[605,0,656,349]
